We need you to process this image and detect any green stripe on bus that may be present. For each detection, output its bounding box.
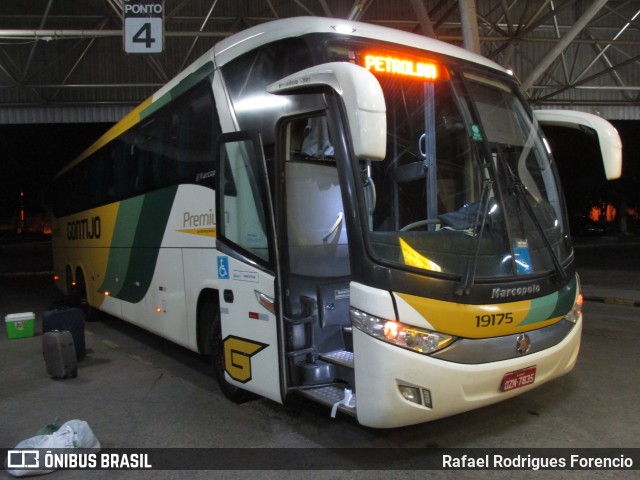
[549,276,578,318]
[518,291,558,326]
[98,197,145,296]
[518,276,578,326]
[116,186,179,303]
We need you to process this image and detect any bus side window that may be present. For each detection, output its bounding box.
[218,137,270,262]
[112,140,135,200]
[88,150,107,208]
[53,80,221,217]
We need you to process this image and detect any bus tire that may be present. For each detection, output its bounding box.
[65,266,76,304]
[207,300,256,404]
[75,268,101,322]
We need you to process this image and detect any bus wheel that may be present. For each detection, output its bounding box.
[208,304,256,404]
[75,270,101,322]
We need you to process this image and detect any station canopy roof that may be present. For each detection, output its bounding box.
[1,0,639,123]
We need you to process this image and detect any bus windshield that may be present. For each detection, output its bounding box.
[330,43,570,280]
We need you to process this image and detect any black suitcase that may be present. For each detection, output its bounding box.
[42,307,86,360]
[43,330,78,379]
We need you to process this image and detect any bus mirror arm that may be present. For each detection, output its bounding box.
[267,62,387,162]
[534,109,622,180]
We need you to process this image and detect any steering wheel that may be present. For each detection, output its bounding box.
[400,219,440,231]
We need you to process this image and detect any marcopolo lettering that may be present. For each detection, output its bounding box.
[67,216,101,240]
[491,283,541,299]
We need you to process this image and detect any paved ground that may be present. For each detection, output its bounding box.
[0,235,638,479]
[574,236,640,306]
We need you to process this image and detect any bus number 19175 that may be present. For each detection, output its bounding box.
[476,313,514,328]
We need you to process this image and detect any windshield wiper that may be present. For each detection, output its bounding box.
[497,149,567,282]
[454,174,493,297]
[511,179,567,282]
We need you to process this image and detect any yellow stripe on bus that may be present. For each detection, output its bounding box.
[395,292,563,339]
[176,227,217,237]
[52,202,120,307]
[56,97,154,178]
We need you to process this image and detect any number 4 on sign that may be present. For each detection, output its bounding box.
[124,17,163,53]
[133,23,155,49]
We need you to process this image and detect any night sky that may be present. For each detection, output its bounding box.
[0,123,111,218]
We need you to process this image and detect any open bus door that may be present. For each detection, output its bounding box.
[213,63,386,407]
[214,131,285,403]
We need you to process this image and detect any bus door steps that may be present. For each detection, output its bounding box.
[296,384,357,418]
[319,350,354,369]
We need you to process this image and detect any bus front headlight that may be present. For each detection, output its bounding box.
[350,308,456,354]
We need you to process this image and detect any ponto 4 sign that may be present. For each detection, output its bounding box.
[123,1,164,54]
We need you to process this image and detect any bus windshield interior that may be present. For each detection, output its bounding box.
[328,41,571,281]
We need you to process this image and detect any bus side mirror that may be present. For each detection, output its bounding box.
[268,62,387,162]
[534,109,622,180]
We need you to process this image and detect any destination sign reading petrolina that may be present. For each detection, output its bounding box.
[123,0,164,54]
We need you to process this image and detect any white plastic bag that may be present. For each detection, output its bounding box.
[6,419,100,477]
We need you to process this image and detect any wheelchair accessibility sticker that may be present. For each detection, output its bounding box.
[217,256,229,280]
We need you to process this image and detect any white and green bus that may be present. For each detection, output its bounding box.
[51,17,621,428]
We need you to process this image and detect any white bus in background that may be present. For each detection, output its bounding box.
[51,17,622,428]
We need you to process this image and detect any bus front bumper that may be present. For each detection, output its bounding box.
[352,315,582,428]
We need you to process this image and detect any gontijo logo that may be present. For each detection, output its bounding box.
[67,216,101,240]
[223,336,268,383]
